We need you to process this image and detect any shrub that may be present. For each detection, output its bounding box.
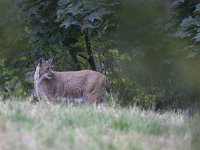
[0,60,29,100]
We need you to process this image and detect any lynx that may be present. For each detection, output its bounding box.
[34,59,107,104]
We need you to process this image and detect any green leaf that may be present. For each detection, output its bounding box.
[57,9,65,17]
[60,16,74,29]
[194,3,200,15]
[180,16,195,29]
[174,30,190,38]
[193,32,200,42]
[65,2,82,16]
[28,5,39,17]
[20,56,27,61]
[85,8,112,23]
[58,0,71,6]
[180,16,200,29]
[82,22,96,30]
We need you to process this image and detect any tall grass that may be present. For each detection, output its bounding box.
[0,99,193,150]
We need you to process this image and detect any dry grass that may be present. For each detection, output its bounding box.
[0,99,193,150]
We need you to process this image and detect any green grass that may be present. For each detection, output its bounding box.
[0,100,192,150]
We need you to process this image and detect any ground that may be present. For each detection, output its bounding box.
[0,100,194,150]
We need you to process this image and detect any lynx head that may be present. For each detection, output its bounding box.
[37,58,54,80]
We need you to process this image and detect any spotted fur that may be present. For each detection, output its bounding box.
[34,59,107,104]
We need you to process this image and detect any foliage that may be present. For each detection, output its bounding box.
[174,0,200,58]
[18,0,119,70]
[0,0,30,99]
[57,0,116,31]
[0,60,28,99]
[133,88,164,110]
[2,0,200,110]
[174,0,200,40]
[109,0,200,109]
[0,0,28,59]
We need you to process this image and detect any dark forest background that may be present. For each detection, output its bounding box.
[1,0,200,111]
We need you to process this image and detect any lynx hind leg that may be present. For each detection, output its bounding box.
[61,97,86,105]
[74,97,86,105]
[83,93,100,105]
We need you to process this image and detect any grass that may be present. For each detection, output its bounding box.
[0,99,194,150]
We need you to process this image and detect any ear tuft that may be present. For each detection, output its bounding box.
[38,59,43,67]
[42,58,45,64]
[48,58,53,64]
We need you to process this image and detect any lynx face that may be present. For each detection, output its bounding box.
[38,59,54,80]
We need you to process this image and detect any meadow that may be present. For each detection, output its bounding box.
[0,99,194,150]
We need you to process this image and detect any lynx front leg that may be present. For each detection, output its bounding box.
[83,93,101,105]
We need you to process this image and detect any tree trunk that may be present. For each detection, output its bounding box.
[69,49,81,71]
[84,32,96,71]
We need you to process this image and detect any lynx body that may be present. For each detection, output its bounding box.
[34,59,107,104]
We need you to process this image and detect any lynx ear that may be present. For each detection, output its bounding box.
[42,58,46,64]
[37,59,43,67]
[48,58,53,64]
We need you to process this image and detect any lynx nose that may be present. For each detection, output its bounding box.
[47,72,53,79]
[49,72,53,77]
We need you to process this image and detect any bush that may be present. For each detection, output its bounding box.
[0,60,29,100]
